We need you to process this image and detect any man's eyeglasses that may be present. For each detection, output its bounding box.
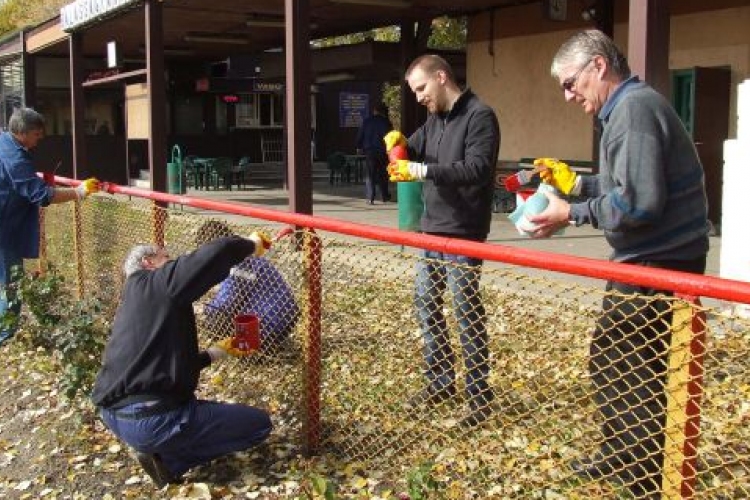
[561,59,593,92]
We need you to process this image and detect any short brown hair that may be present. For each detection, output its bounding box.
[405,54,456,83]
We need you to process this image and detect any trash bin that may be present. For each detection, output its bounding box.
[397,181,424,232]
[167,145,185,194]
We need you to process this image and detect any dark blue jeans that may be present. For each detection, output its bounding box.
[592,257,706,495]
[100,398,272,477]
[414,250,492,407]
[0,247,22,346]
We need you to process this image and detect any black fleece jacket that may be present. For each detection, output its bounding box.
[91,237,255,408]
[407,89,500,240]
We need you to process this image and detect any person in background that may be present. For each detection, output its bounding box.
[196,220,299,352]
[388,54,500,428]
[356,102,392,204]
[91,233,273,488]
[529,30,709,497]
[0,107,100,346]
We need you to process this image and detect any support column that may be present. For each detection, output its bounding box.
[69,33,85,179]
[628,0,670,97]
[285,0,312,215]
[145,0,167,192]
[20,32,36,109]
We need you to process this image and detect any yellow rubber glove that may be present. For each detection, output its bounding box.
[383,130,407,153]
[388,160,413,182]
[388,159,429,182]
[75,177,101,200]
[535,158,578,195]
[208,337,256,360]
[248,231,272,257]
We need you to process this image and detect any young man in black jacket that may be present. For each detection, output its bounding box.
[92,232,273,487]
[389,54,501,428]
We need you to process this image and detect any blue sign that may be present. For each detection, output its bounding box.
[339,92,368,128]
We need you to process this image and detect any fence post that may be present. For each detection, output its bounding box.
[151,201,167,247]
[662,294,706,499]
[73,200,86,299]
[303,228,322,454]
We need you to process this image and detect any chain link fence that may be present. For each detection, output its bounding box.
[36,191,750,499]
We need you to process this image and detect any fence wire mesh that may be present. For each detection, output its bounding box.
[35,194,750,499]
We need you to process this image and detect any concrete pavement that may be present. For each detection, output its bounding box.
[178,179,722,277]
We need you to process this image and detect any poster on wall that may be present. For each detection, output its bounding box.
[339,92,368,128]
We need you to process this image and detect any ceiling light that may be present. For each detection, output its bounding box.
[246,18,318,29]
[246,15,285,28]
[315,72,355,83]
[184,34,248,45]
[329,0,411,8]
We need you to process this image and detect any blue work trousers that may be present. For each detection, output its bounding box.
[100,398,272,477]
[0,247,22,346]
[414,250,491,407]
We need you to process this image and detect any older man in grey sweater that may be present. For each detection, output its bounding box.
[529,30,709,499]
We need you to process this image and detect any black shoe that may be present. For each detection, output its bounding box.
[367,199,375,205]
[405,385,456,411]
[135,452,177,488]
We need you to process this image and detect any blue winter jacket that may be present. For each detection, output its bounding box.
[0,132,54,260]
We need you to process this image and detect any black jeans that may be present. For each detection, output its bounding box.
[591,256,705,495]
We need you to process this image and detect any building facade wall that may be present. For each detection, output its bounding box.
[468,5,750,162]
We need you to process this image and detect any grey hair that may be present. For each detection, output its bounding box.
[8,107,45,135]
[122,244,160,278]
[551,29,631,81]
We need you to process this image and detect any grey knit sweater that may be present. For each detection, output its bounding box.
[569,77,709,263]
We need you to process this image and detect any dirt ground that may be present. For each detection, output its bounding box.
[0,340,315,500]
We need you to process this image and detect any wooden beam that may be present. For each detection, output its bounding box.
[81,69,147,87]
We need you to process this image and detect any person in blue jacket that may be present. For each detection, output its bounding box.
[196,220,299,352]
[356,102,392,204]
[0,107,99,346]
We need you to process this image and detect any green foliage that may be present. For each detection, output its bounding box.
[9,265,107,400]
[0,0,68,36]
[427,16,466,49]
[406,462,440,500]
[312,473,338,499]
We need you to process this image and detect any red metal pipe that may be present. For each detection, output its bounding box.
[52,176,750,304]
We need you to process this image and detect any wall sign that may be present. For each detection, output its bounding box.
[339,92,368,129]
[61,0,140,32]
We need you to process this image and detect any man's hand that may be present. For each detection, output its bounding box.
[535,158,578,195]
[249,231,272,257]
[527,191,571,238]
[388,160,427,182]
[383,130,407,153]
[207,337,256,361]
[75,178,101,200]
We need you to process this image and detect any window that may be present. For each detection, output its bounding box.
[235,93,283,128]
[236,94,259,128]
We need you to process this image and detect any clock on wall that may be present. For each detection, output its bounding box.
[543,0,567,21]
